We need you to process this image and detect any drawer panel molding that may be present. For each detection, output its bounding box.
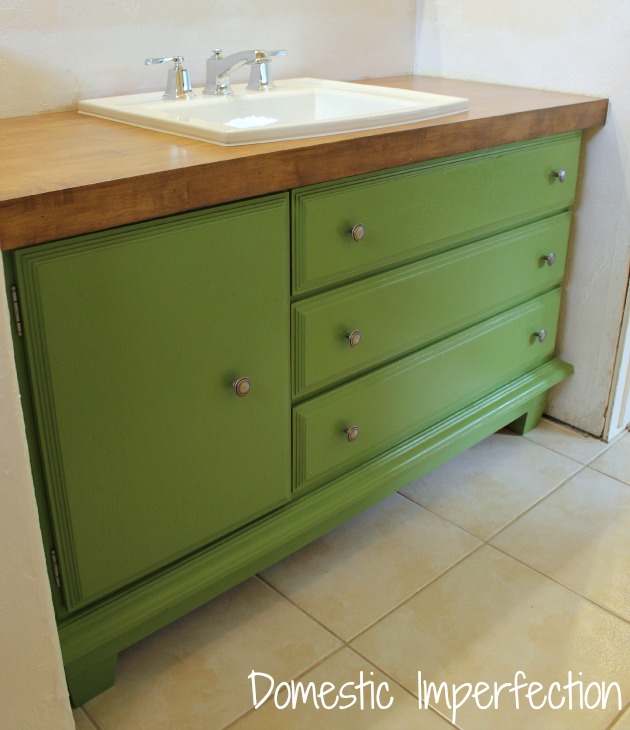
[292,133,580,294]
[293,289,562,491]
[293,213,571,397]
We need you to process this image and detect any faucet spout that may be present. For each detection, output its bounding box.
[203,49,287,96]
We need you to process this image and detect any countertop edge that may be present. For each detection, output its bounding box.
[0,78,609,252]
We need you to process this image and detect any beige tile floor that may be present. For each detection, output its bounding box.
[74,419,630,730]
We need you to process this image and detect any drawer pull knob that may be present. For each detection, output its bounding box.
[344,425,360,442]
[534,329,548,343]
[233,377,252,397]
[553,168,568,183]
[543,253,556,266]
[346,330,362,348]
[350,223,366,242]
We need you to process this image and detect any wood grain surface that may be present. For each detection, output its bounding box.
[0,76,608,251]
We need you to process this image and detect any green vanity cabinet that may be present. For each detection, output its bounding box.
[13,194,291,610]
[7,133,581,706]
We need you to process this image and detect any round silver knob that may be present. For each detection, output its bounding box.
[344,425,360,442]
[553,168,568,183]
[346,330,362,348]
[233,377,252,397]
[350,223,366,242]
[543,253,556,267]
[534,329,548,343]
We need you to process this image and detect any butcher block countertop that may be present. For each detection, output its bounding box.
[0,76,608,251]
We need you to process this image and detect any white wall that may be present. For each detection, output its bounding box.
[0,0,416,118]
[415,0,630,437]
[0,2,417,727]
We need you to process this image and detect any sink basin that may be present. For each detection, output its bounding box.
[79,78,469,146]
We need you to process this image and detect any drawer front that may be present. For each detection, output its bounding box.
[293,213,570,398]
[292,133,580,294]
[293,289,561,491]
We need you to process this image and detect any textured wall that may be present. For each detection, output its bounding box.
[0,0,416,118]
[414,0,630,437]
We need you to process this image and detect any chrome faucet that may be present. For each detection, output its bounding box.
[203,49,287,96]
[145,56,196,100]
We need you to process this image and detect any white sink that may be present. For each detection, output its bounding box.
[79,78,469,146]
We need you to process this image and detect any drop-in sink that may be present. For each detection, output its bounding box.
[79,78,469,146]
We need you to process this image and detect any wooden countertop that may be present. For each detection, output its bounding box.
[0,76,608,251]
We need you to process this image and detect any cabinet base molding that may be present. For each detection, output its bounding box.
[61,358,571,706]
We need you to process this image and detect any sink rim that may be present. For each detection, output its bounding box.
[79,77,469,146]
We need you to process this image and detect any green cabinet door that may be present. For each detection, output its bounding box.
[15,194,291,610]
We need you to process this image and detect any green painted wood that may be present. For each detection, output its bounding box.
[14,194,291,610]
[294,289,561,491]
[2,252,72,621]
[64,646,118,707]
[58,357,572,706]
[292,133,581,294]
[508,392,549,434]
[9,131,584,707]
[293,213,571,398]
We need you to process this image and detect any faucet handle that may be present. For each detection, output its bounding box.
[251,49,288,62]
[145,56,196,100]
[247,49,288,92]
[145,56,185,66]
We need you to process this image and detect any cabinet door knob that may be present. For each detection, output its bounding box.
[233,377,252,397]
[350,223,366,242]
[534,329,548,343]
[543,253,556,266]
[344,425,360,442]
[346,330,362,348]
[553,168,568,183]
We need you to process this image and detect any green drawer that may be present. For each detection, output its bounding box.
[292,133,580,294]
[293,213,571,398]
[293,289,561,491]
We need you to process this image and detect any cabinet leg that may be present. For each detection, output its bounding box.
[64,647,118,708]
[508,393,547,435]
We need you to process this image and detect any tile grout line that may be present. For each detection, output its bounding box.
[586,463,630,489]
[522,419,615,461]
[221,641,461,730]
[396,488,486,544]
[77,706,104,730]
[488,541,630,627]
[255,573,348,644]
[347,540,487,644]
[533,415,627,449]
[605,699,630,730]
[219,645,350,730]
[258,538,487,645]
[480,461,588,542]
[397,457,586,547]
[345,644,461,730]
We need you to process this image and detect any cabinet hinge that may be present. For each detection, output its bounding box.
[50,548,62,589]
[10,285,23,337]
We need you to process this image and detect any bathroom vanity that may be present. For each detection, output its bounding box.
[0,76,607,705]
